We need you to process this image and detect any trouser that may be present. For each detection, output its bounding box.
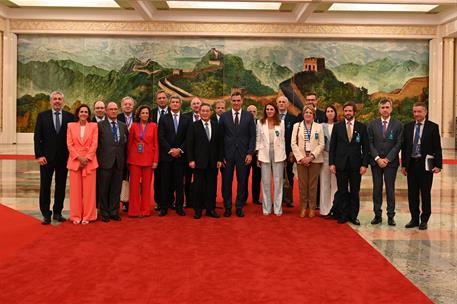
[407,159,433,223]
[39,161,68,218]
[371,164,398,218]
[297,163,322,210]
[69,169,97,222]
[260,158,284,215]
[129,165,153,217]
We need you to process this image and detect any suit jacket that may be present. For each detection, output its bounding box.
[66,122,99,174]
[211,113,222,124]
[368,118,403,167]
[187,120,223,169]
[151,107,169,124]
[283,112,298,156]
[401,120,442,169]
[34,109,75,163]
[96,119,128,170]
[219,109,256,159]
[158,112,192,163]
[315,109,326,124]
[291,121,324,163]
[329,120,369,170]
[91,116,105,123]
[183,111,200,123]
[256,121,287,163]
[127,122,159,166]
[117,113,135,129]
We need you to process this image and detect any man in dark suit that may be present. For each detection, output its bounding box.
[277,95,298,208]
[305,92,326,123]
[158,95,192,216]
[182,97,202,209]
[219,91,256,217]
[211,99,226,124]
[187,103,223,219]
[117,96,136,212]
[367,98,403,226]
[92,100,106,122]
[246,104,261,205]
[151,90,169,210]
[329,102,369,225]
[34,91,75,225]
[96,102,128,222]
[401,102,442,230]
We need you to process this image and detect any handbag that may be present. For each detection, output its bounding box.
[120,180,130,202]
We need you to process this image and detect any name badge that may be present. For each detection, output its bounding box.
[275,130,280,137]
[387,131,394,140]
[315,132,319,140]
[137,143,144,153]
[355,133,361,144]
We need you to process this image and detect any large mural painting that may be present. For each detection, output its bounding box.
[17,36,429,132]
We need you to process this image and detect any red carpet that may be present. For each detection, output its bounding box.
[0,204,431,303]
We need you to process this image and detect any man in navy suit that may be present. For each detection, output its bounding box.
[401,101,442,230]
[34,91,75,225]
[219,92,256,217]
[187,103,223,219]
[329,102,369,225]
[158,95,192,216]
[277,95,298,208]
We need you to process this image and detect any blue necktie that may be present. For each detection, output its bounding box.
[55,112,61,133]
[412,123,421,157]
[111,121,118,143]
[173,114,179,133]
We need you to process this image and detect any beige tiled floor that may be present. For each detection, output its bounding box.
[1,144,456,303]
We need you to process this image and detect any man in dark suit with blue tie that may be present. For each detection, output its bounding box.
[187,103,223,219]
[34,91,75,225]
[158,95,192,216]
[329,102,369,225]
[367,98,403,226]
[219,91,256,217]
[401,101,442,230]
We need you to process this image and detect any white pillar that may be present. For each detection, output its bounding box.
[428,39,443,133]
[442,38,455,149]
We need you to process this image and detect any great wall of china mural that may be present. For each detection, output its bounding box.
[17,36,429,132]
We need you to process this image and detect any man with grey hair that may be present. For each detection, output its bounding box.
[246,104,261,205]
[97,102,129,222]
[117,96,136,212]
[212,99,226,123]
[92,100,106,122]
[34,91,75,225]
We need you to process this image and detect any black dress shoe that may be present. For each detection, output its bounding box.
[419,222,428,230]
[286,203,294,208]
[253,201,262,205]
[122,203,129,212]
[370,216,382,225]
[337,218,348,224]
[154,206,160,211]
[405,221,419,228]
[388,217,396,226]
[350,218,360,225]
[206,210,220,218]
[111,215,121,221]
[224,209,232,217]
[176,208,186,216]
[158,209,167,217]
[236,208,245,218]
[52,215,67,222]
[101,217,110,222]
[193,211,202,219]
[42,217,51,225]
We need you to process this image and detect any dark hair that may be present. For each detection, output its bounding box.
[306,92,317,98]
[343,102,357,112]
[134,105,152,122]
[75,104,91,119]
[325,105,338,123]
[260,102,280,125]
[378,98,392,107]
[200,103,212,111]
[413,101,428,110]
[156,90,167,98]
[231,91,243,99]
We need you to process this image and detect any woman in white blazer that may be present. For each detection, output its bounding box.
[256,102,286,216]
[291,105,324,218]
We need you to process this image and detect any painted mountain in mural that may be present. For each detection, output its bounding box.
[331,57,428,93]
[247,61,294,90]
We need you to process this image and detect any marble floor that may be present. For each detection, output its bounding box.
[1,144,456,303]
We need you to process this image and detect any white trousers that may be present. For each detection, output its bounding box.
[319,151,338,215]
[261,160,284,215]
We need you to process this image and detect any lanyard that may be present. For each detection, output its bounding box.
[303,122,312,141]
[139,122,148,141]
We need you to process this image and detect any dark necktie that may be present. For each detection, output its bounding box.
[280,113,285,120]
[111,121,118,143]
[173,114,179,133]
[412,122,422,157]
[55,112,61,133]
[234,112,239,126]
[382,120,388,138]
[205,122,210,141]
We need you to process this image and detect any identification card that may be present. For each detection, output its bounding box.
[355,133,361,144]
[137,143,144,153]
[315,132,319,140]
[387,131,394,140]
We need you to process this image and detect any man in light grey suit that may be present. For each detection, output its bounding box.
[367,98,403,226]
[96,102,129,222]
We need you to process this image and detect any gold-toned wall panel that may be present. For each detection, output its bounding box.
[9,20,437,38]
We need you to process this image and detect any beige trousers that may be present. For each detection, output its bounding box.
[297,162,322,210]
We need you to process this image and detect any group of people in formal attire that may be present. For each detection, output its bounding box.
[34,90,442,230]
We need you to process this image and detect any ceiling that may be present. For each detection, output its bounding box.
[0,0,455,26]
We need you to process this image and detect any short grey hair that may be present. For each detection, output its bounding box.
[121,96,135,105]
[50,91,64,101]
